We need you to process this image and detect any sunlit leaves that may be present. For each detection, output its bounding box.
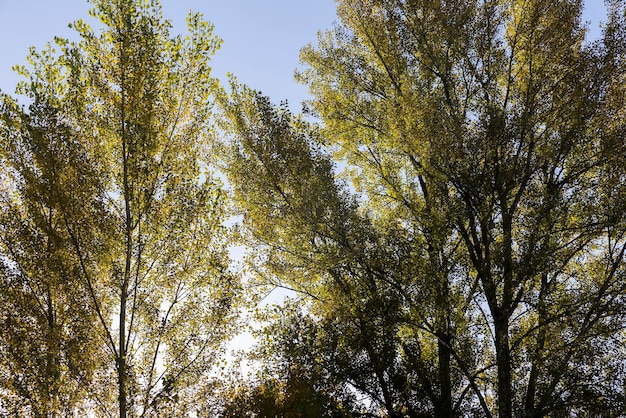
[0,0,239,416]
[225,0,626,417]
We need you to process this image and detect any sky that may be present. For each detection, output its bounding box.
[0,0,610,113]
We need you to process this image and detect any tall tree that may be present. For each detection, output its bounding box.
[222,0,626,417]
[297,0,626,416]
[0,0,240,416]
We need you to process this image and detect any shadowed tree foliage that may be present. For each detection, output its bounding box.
[220,85,485,417]
[0,100,103,418]
[220,303,360,418]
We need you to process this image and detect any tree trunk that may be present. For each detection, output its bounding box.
[494,310,512,418]
[524,274,548,418]
[435,333,453,418]
[119,289,128,418]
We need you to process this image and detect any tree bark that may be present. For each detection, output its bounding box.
[494,310,513,418]
[435,333,453,418]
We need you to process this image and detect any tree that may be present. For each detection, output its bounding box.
[222,0,626,417]
[0,0,240,416]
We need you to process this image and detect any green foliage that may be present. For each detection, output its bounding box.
[222,1,626,417]
[2,0,626,417]
[0,82,106,418]
[0,0,240,416]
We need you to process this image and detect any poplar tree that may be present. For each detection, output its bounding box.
[0,1,239,416]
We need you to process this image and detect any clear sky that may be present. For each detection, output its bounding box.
[0,0,609,112]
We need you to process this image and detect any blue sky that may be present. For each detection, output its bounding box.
[0,1,610,112]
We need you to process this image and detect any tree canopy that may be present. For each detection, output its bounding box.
[221,0,626,417]
[2,0,626,417]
